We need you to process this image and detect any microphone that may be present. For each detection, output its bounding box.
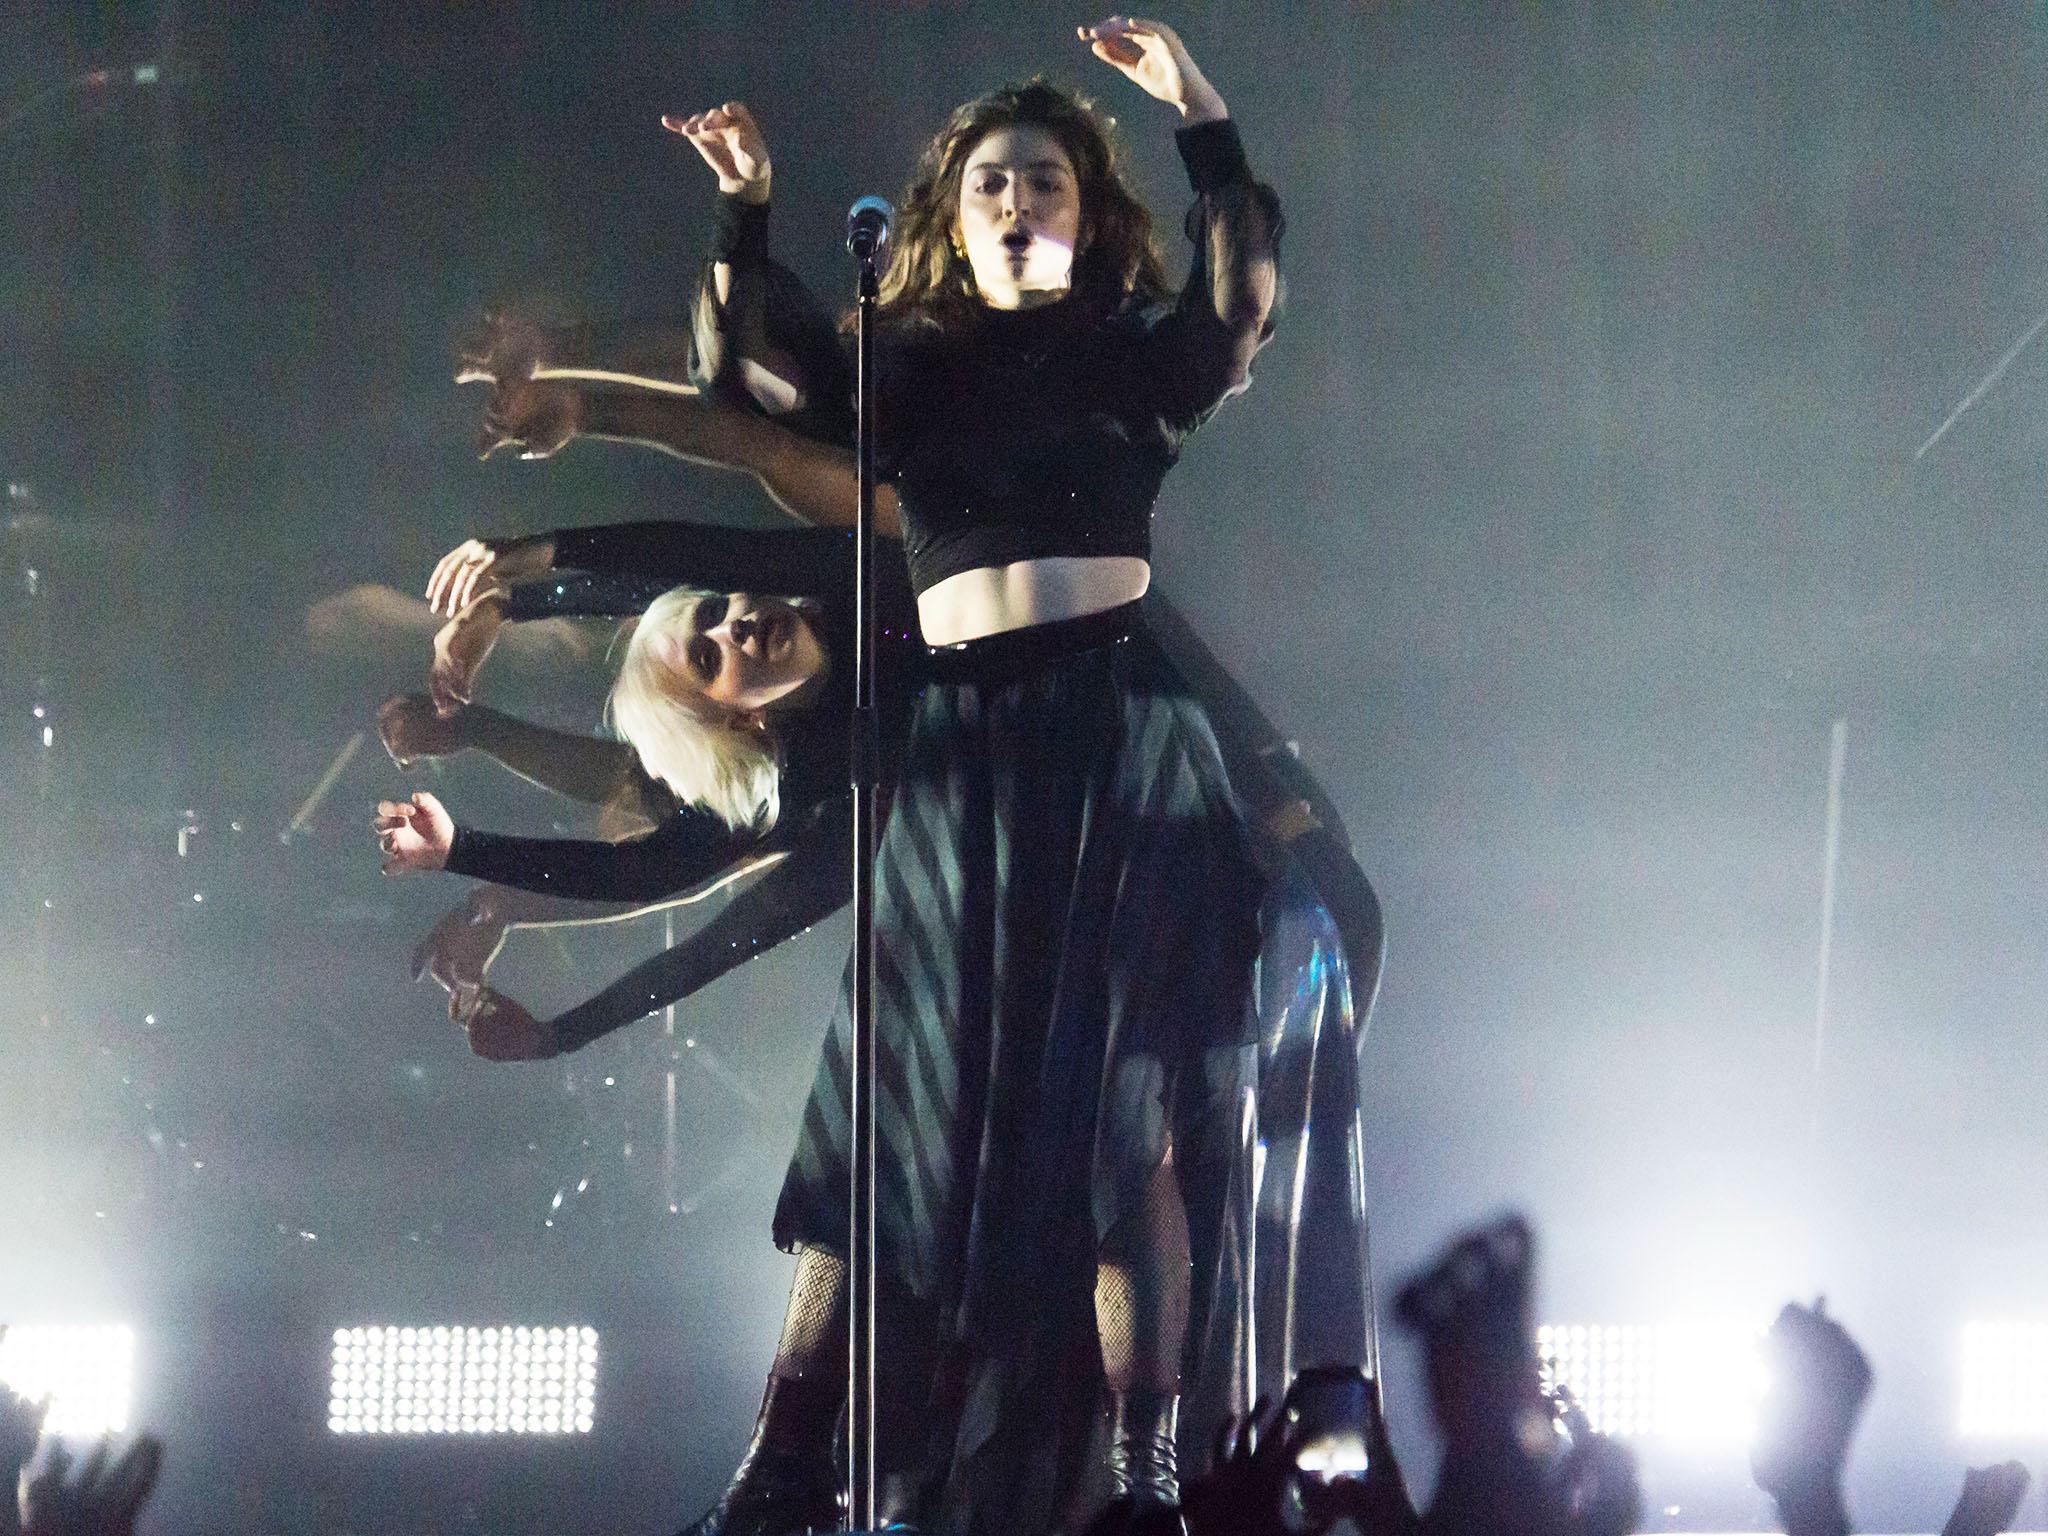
[845,196,892,263]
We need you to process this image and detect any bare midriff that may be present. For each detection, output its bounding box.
[915,555,1151,646]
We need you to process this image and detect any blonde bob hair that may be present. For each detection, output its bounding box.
[607,586,781,834]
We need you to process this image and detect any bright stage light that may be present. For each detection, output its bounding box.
[1538,1321,1765,1441]
[1960,1322,2048,1437]
[326,1325,599,1435]
[0,1325,135,1435]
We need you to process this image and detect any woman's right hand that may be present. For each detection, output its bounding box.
[661,101,772,202]
[427,535,554,617]
[428,590,507,716]
[374,792,455,874]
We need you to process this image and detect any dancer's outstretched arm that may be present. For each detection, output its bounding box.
[378,693,660,816]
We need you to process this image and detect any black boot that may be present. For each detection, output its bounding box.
[675,1375,844,1536]
[1105,1388,1184,1533]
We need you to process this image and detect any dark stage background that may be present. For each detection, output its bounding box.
[3,4,2045,1533]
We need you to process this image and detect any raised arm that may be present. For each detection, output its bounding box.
[1082,17,1283,430]
[666,102,856,444]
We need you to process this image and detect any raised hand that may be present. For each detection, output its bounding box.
[453,310,584,461]
[373,792,454,875]
[18,1434,163,1536]
[661,101,772,202]
[1178,1397,1297,1536]
[428,590,507,716]
[459,988,559,1062]
[1941,1462,2031,1536]
[1751,1300,1872,1536]
[378,693,468,768]
[1077,17,1226,121]
[426,536,553,618]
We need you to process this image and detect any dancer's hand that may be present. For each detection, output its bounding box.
[661,101,772,202]
[374,792,454,874]
[428,590,506,715]
[1077,17,1226,122]
[427,536,555,617]
[1942,1462,2031,1536]
[19,1434,164,1536]
[459,988,559,1062]
[412,887,511,994]
[378,693,468,767]
[454,310,584,462]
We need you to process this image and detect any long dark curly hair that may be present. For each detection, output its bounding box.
[872,79,1172,330]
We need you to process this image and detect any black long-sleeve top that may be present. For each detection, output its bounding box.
[693,117,1282,595]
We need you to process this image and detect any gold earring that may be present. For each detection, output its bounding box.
[950,232,967,260]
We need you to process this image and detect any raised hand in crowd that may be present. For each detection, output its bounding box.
[1,1374,47,1536]
[1940,1462,2031,1536]
[1175,1398,1297,1536]
[17,1436,162,1536]
[1750,1300,1872,1536]
[373,791,454,875]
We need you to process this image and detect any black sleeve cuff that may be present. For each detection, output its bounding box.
[443,824,482,880]
[710,193,772,264]
[1175,117,1250,195]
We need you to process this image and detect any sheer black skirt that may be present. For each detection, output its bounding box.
[771,601,1264,1531]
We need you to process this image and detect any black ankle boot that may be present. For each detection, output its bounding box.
[1106,1387,1183,1519]
[676,1375,844,1536]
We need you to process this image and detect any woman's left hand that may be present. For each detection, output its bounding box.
[1077,16,1226,122]
[374,792,454,874]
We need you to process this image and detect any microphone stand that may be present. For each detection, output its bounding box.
[846,225,883,1534]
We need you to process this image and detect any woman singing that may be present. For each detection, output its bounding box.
[690,18,1278,1534]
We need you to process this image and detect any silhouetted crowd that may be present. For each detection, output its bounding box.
[3,1211,2035,1536]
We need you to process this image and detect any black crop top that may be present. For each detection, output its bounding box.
[694,117,1282,596]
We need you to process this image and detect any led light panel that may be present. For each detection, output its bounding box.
[1960,1322,2048,1437]
[328,1325,598,1436]
[0,1324,135,1435]
[1538,1321,1765,1441]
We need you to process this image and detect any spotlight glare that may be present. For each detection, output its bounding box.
[1539,1320,1764,1441]
[0,1324,136,1435]
[326,1325,598,1435]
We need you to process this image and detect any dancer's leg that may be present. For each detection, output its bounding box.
[677,1246,846,1536]
[1095,1150,1193,1513]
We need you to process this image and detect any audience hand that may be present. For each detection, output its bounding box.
[1179,1398,1296,1536]
[1941,1462,2030,1536]
[1750,1300,1871,1536]
[18,1436,162,1536]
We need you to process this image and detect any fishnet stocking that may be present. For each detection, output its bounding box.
[770,1244,849,1384]
[1095,1152,1192,1394]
